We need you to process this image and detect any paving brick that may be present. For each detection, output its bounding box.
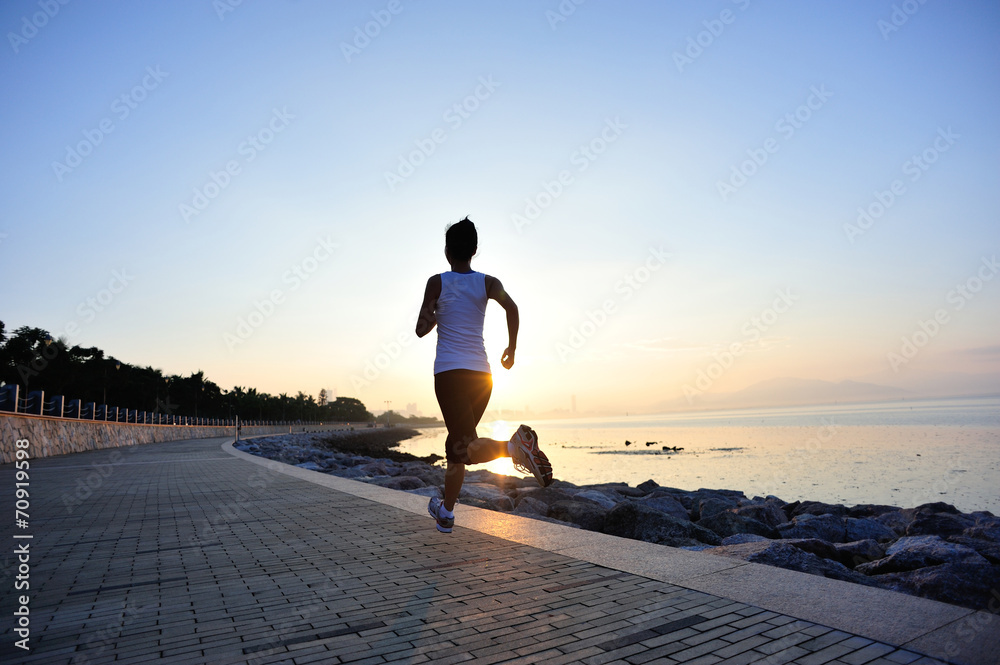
[839,643,900,665]
[714,634,772,659]
[796,642,863,665]
[800,630,854,652]
[882,650,924,664]
[668,638,735,662]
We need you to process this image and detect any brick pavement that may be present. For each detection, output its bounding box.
[0,437,987,664]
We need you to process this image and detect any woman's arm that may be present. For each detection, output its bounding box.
[486,275,518,369]
[415,274,441,338]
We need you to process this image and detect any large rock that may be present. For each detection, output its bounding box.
[964,525,1000,543]
[638,494,690,521]
[731,502,787,529]
[844,517,897,543]
[337,466,374,479]
[781,538,840,562]
[636,479,660,493]
[400,462,446,486]
[787,500,849,518]
[834,540,886,569]
[574,489,620,511]
[709,541,875,586]
[513,496,548,516]
[848,504,901,519]
[698,511,778,540]
[912,501,962,515]
[874,510,910,536]
[603,502,721,547]
[721,533,770,546]
[548,500,608,531]
[370,475,425,490]
[460,483,514,511]
[611,486,648,498]
[856,535,988,575]
[906,512,974,538]
[355,461,390,477]
[946,536,1000,565]
[697,497,738,521]
[513,486,574,507]
[777,514,847,543]
[872,562,1000,611]
[295,461,324,471]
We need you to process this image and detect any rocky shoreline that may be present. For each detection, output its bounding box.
[235,430,1000,612]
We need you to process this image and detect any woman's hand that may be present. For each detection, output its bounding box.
[501,347,515,369]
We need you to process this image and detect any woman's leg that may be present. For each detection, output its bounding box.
[467,437,509,463]
[463,371,508,464]
[436,370,494,512]
[443,462,465,512]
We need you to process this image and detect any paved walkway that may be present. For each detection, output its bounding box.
[1,437,996,665]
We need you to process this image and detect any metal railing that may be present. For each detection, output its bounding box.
[0,384,318,427]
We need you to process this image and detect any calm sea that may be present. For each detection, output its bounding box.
[397,396,1000,514]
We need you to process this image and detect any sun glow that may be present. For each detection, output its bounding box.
[479,419,523,478]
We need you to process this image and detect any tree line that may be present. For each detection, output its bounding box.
[0,321,373,422]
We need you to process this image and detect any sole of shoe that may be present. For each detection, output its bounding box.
[513,425,553,487]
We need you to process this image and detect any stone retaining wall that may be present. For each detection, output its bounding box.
[0,413,344,464]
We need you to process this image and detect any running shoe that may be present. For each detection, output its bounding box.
[509,424,553,487]
[427,496,454,533]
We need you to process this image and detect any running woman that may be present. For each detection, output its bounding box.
[415,217,553,533]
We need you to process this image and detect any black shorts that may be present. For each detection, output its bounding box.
[434,369,493,464]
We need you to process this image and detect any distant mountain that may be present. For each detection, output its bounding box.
[650,377,912,413]
[724,377,911,406]
[859,370,1000,399]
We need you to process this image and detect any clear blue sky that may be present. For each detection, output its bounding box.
[2,1,998,416]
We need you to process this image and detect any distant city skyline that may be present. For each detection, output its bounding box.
[2,1,997,419]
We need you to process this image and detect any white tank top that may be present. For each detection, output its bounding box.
[434,271,491,375]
